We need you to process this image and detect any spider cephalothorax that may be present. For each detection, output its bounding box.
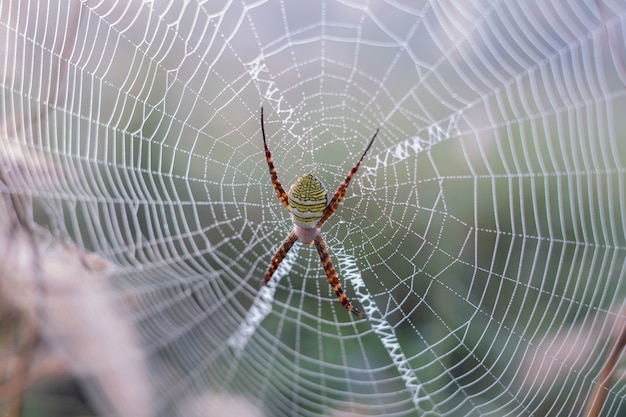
[260,107,378,318]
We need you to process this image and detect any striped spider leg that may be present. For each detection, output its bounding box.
[260,107,378,318]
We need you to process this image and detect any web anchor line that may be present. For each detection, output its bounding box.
[336,253,435,413]
[227,245,299,356]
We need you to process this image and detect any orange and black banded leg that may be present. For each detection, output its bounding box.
[314,233,364,318]
[261,107,290,211]
[262,230,298,285]
[317,128,379,228]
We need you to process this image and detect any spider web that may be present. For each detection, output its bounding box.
[1,0,626,416]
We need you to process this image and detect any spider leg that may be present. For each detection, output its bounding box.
[261,107,290,211]
[316,128,379,228]
[314,233,364,318]
[262,230,298,286]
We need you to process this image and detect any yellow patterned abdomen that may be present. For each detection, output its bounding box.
[288,174,328,228]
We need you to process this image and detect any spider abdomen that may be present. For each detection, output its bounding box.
[288,173,328,229]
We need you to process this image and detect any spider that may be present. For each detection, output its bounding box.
[260,107,378,318]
